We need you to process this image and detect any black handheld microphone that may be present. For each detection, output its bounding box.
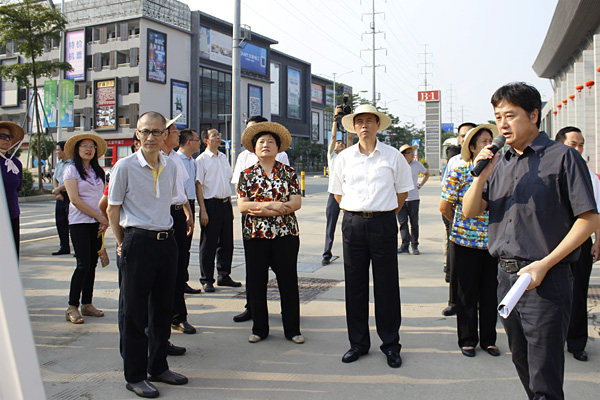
[470,135,506,177]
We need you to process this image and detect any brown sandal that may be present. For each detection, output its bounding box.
[66,306,84,324]
[81,304,104,317]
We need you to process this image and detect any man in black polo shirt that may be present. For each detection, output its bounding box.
[463,82,599,400]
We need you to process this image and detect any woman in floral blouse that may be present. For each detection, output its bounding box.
[439,124,500,358]
[237,121,303,345]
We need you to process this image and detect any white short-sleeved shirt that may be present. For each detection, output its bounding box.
[406,160,428,201]
[108,151,177,231]
[589,168,600,208]
[442,154,463,186]
[162,149,189,205]
[178,150,196,202]
[231,149,289,184]
[195,149,233,200]
[328,140,414,212]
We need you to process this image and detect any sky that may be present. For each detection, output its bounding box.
[185,0,558,130]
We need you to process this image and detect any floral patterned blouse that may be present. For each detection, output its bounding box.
[441,161,489,250]
[238,161,300,240]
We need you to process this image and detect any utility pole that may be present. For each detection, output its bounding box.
[447,83,455,128]
[418,44,433,90]
[231,0,241,168]
[361,0,385,106]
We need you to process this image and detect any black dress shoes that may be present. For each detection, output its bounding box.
[167,341,186,356]
[342,348,367,363]
[203,282,216,292]
[485,346,500,357]
[172,320,196,334]
[184,283,201,294]
[321,257,332,266]
[217,277,242,287]
[461,347,475,357]
[569,349,588,361]
[148,370,188,385]
[233,309,252,322]
[442,305,456,316]
[384,350,402,368]
[126,380,159,398]
[52,249,70,255]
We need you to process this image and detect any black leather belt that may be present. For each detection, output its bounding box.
[499,259,532,273]
[125,227,174,241]
[345,210,393,218]
[206,198,230,203]
[171,203,185,211]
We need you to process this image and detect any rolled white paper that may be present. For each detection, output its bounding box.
[497,273,532,318]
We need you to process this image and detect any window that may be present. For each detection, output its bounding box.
[199,67,232,121]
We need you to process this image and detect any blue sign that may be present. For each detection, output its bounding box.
[241,43,267,76]
[412,139,420,149]
[441,123,454,133]
[225,140,231,150]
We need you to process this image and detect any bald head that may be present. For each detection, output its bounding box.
[137,111,166,130]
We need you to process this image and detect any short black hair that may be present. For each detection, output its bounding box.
[446,145,461,159]
[457,122,476,133]
[57,141,66,151]
[555,126,581,143]
[491,82,542,128]
[251,131,281,151]
[247,115,268,125]
[179,129,196,146]
[131,132,140,152]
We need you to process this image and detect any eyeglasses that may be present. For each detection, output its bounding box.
[138,129,166,137]
[0,133,14,141]
[80,143,97,150]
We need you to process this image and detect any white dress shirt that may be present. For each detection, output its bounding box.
[161,149,189,205]
[589,168,600,208]
[195,148,233,199]
[442,154,464,186]
[329,140,414,212]
[231,149,289,184]
[178,149,196,202]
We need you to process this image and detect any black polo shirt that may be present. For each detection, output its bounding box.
[483,131,597,262]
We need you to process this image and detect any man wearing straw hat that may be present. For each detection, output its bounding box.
[329,104,413,368]
[108,111,188,398]
[0,121,24,257]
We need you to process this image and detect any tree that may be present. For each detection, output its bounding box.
[29,133,54,162]
[0,0,71,189]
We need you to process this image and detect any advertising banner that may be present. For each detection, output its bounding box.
[418,90,441,102]
[94,79,117,130]
[325,87,334,106]
[287,67,301,119]
[311,83,323,104]
[248,84,262,117]
[311,112,319,141]
[171,80,188,129]
[441,122,454,133]
[270,62,280,115]
[43,80,57,128]
[241,43,267,76]
[65,30,85,80]
[199,26,232,66]
[59,79,75,128]
[147,29,167,84]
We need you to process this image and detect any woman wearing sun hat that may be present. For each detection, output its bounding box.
[63,133,108,324]
[0,121,24,257]
[439,124,500,358]
[237,121,304,344]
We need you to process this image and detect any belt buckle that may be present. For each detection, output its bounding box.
[505,260,519,273]
[363,212,373,218]
[156,231,168,240]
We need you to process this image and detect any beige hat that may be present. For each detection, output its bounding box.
[166,113,182,129]
[0,121,24,145]
[341,104,392,133]
[241,121,292,153]
[461,124,499,162]
[399,144,418,154]
[65,133,108,160]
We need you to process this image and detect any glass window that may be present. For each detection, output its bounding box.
[211,70,219,87]
[117,145,130,160]
[101,147,113,168]
[211,104,218,119]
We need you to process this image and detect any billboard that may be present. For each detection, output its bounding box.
[171,80,188,129]
[325,86,334,106]
[418,90,441,102]
[43,80,57,128]
[199,26,232,66]
[311,112,319,141]
[248,84,262,117]
[241,43,267,76]
[60,79,74,128]
[311,83,323,104]
[65,30,85,80]
[270,62,280,115]
[287,67,301,119]
[147,29,167,84]
[94,79,117,131]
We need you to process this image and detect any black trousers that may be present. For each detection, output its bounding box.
[322,193,341,260]
[55,192,70,251]
[451,242,498,348]
[120,229,177,383]
[184,200,195,283]
[10,216,19,258]
[342,211,401,353]
[498,263,573,400]
[244,235,301,339]
[68,223,101,307]
[567,237,593,352]
[171,207,188,323]
[397,200,420,250]
[443,215,456,306]
[199,199,234,284]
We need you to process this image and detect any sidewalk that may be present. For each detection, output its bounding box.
[19,182,600,399]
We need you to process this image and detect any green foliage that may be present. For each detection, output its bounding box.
[0,0,72,88]
[419,158,429,170]
[30,133,54,161]
[18,168,34,196]
[287,139,326,171]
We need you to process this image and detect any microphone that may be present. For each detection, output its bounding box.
[470,135,506,177]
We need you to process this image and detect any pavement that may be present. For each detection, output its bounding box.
[18,179,600,399]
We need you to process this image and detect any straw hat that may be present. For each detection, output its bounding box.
[399,144,418,153]
[0,121,24,145]
[461,124,499,162]
[64,133,108,160]
[241,121,292,153]
[166,113,182,129]
[341,104,392,133]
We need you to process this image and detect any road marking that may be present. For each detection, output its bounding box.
[21,235,58,243]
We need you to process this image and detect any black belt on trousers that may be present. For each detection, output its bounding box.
[499,259,532,273]
[125,227,174,241]
[205,198,230,203]
[171,203,185,211]
[345,210,393,219]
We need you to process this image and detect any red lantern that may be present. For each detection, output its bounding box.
[597,66,600,73]
[562,99,567,104]
[557,104,562,109]
[568,94,575,101]
[553,110,557,115]
[586,80,595,95]
[576,84,584,97]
